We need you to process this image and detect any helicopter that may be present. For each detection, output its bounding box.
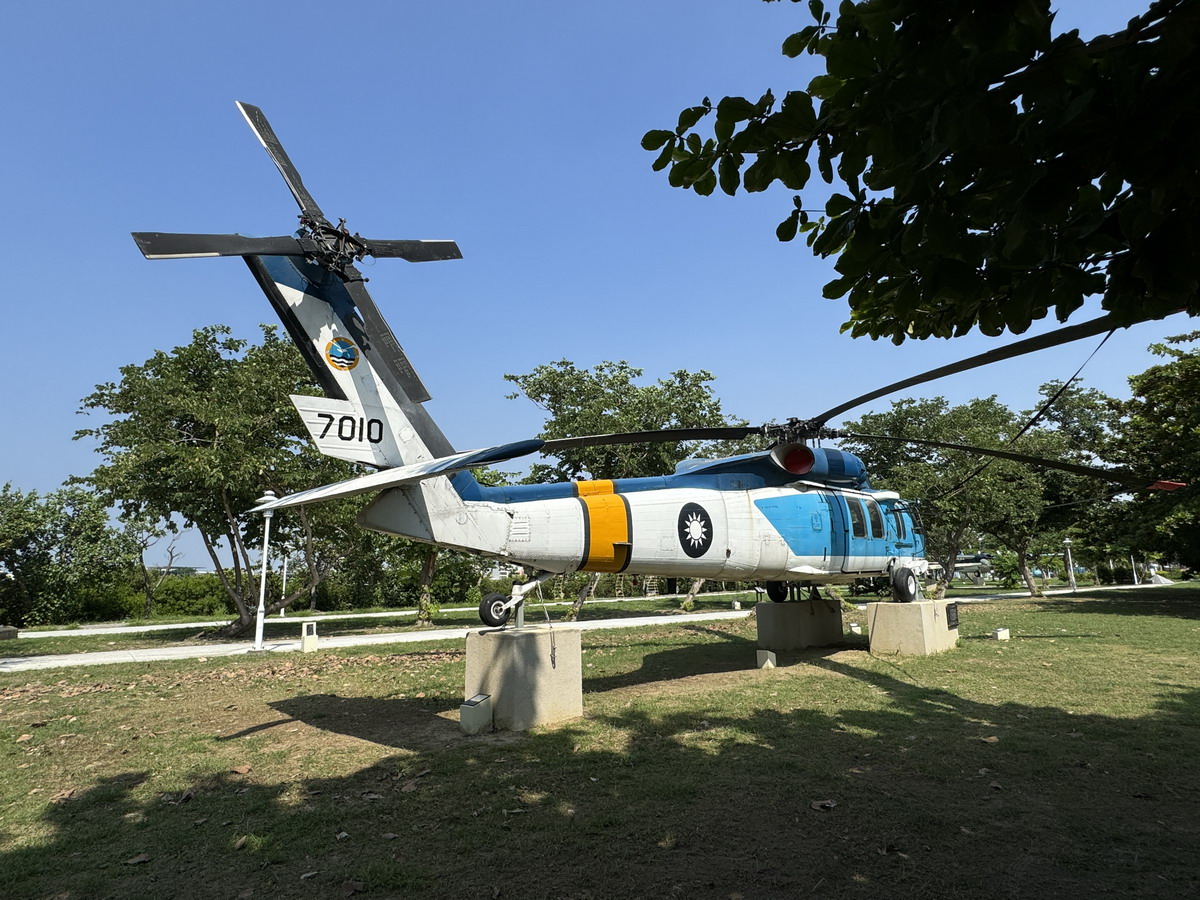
[133,102,1184,628]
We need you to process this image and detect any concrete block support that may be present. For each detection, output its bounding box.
[464,626,582,732]
[0,625,18,640]
[866,601,959,656]
[755,599,844,651]
[300,620,319,653]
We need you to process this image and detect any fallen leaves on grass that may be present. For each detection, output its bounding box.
[229,764,252,775]
[124,852,151,865]
[400,769,433,792]
[980,736,1000,744]
[810,799,837,811]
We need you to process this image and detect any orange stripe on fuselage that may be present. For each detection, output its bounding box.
[576,479,615,497]
[574,481,632,573]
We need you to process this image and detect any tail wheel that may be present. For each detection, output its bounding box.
[891,567,919,603]
[479,592,511,627]
[766,581,789,603]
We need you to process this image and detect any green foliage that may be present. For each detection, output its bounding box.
[1102,332,1200,568]
[648,0,1199,341]
[75,325,369,629]
[504,359,750,481]
[316,541,488,612]
[152,574,235,618]
[989,551,1026,590]
[839,393,1102,594]
[0,485,139,627]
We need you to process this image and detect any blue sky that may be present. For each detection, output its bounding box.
[2,1,1178,565]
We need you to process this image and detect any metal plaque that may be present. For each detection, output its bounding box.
[945,602,959,630]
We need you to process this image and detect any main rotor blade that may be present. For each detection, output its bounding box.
[810,313,1129,426]
[236,101,328,224]
[838,431,1180,491]
[340,271,434,403]
[363,239,463,262]
[541,426,760,454]
[132,232,303,259]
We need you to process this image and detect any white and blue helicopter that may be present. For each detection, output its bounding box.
[133,103,1183,627]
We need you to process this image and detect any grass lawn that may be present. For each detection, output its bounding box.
[2,586,1197,898]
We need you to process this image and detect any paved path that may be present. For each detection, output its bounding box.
[0,610,752,673]
[17,593,743,639]
[3,582,1167,674]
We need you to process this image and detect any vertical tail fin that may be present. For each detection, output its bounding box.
[245,254,456,468]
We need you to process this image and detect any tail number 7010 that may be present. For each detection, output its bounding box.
[317,413,384,444]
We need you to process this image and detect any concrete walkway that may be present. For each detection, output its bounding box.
[3,582,1167,674]
[17,593,742,639]
[0,609,752,673]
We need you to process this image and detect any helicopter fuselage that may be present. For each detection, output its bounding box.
[357,449,927,586]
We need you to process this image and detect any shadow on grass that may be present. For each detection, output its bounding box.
[5,630,1200,899]
[264,694,466,752]
[1037,585,1200,620]
[581,625,758,693]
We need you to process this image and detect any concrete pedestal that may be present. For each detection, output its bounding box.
[463,626,582,732]
[300,620,319,653]
[866,601,959,656]
[755,599,844,651]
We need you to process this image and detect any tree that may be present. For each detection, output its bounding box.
[646,0,1199,342]
[505,360,748,482]
[76,325,363,635]
[840,396,1062,596]
[123,514,182,618]
[1104,332,1200,568]
[506,359,747,614]
[0,484,138,627]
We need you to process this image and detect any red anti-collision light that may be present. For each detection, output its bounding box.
[783,446,815,475]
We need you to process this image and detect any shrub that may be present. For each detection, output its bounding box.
[153,574,234,617]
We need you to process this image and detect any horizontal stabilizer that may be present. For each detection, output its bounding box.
[253,439,545,512]
[291,395,400,467]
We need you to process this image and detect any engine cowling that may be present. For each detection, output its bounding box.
[769,444,869,487]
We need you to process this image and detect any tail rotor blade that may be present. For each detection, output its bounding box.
[236,101,328,224]
[364,239,463,262]
[132,232,303,259]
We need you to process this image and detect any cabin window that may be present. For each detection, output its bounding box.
[893,511,907,540]
[865,499,884,539]
[848,499,867,538]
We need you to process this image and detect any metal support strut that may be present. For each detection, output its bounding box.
[504,571,557,629]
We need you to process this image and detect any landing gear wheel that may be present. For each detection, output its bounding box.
[766,581,789,603]
[479,592,511,627]
[891,567,919,603]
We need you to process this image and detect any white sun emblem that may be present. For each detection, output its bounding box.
[683,511,708,547]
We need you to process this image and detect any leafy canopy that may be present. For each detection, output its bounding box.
[646,0,1199,342]
[0,484,138,626]
[1103,331,1200,567]
[504,360,746,481]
